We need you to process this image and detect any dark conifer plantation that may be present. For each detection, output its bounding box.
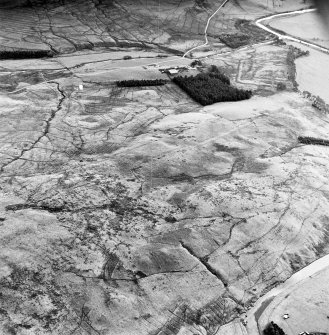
[172,67,252,106]
[298,136,329,146]
[0,50,53,59]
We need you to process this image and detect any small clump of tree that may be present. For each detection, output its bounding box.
[263,321,286,335]
[116,79,168,87]
[0,50,53,60]
[219,33,251,48]
[191,60,203,67]
[276,82,287,91]
[290,45,310,58]
[172,65,252,106]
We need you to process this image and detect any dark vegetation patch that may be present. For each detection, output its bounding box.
[283,46,310,91]
[298,136,329,146]
[290,46,310,58]
[5,203,64,213]
[286,46,299,89]
[5,199,156,220]
[287,252,304,272]
[195,0,211,9]
[217,19,272,48]
[218,33,251,48]
[314,223,329,257]
[164,215,177,223]
[276,82,287,91]
[169,173,195,183]
[302,91,329,112]
[191,60,203,67]
[116,79,168,87]
[0,50,53,60]
[263,321,286,335]
[285,45,309,90]
[213,143,239,153]
[172,66,252,105]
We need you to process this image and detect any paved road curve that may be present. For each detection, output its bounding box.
[256,8,329,54]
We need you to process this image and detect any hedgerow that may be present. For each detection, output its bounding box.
[116,79,168,87]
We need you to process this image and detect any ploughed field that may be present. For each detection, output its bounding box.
[2,0,329,335]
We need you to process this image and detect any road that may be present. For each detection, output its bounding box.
[183,0,231,58]
[255,8,329,54]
